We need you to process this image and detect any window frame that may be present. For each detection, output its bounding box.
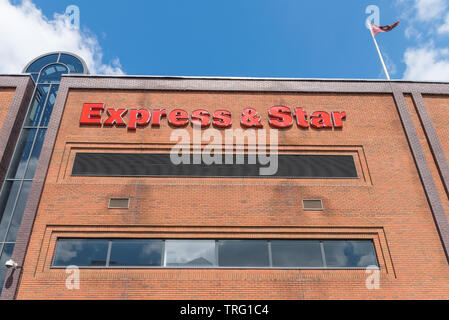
[50,238,379,270]
[70,153,360,179]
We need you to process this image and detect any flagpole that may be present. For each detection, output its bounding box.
[368,23,391,80]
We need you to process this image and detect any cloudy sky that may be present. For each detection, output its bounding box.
[0,0,448,80]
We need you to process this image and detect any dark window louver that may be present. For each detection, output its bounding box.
[71,153,358,178]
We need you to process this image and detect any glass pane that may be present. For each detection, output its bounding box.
[7,129,37,179]
[59,54,85,73]
[31,74,39,83]
[165,240,215,267]
[6,181,32,242]
[218,240,269,267]
[0,244,15,295]
[271,240,323,268]
[24,85,50,126]
[0,181,21,241]
[25,54,59,73]
[323,240,378,268]
[52,239,109,267]
[24,129,47,179]
[109,240,162,267]
[37,64,68,84]
[40,85,59,126]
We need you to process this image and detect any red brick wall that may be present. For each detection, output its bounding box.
[0,88,15,133]
[423,95,449,167]
[16,89,449,299]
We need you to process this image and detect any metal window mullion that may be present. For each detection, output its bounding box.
[105,240,112,267]
[215,240,219,267]
[0,180,25,244]
[320,241,327,268]
[268,240,273,268]
[162,240,167,267]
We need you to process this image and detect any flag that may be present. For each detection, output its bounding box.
[370,21,400,36]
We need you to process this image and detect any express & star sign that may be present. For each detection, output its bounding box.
[80,103,346,129]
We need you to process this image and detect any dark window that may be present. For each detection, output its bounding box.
[109,240,162,267]
[0,181,21,240]
[25,54,59,73]
[0,244,14,295]
[37,64,68,84]
[5,181,32,242]
[24,85,50,126]
[7,129,37,179]
[24,129,46,179]
[59,54,85,73]
[52,239,109,267]
[40,85,59,127]
[165,240,215,267]
[108,198,129,209]
[52,239,378,269]
[271,240,323,267]
[218,240,269,267]
[72,153,358,178]
[323,240,378,268]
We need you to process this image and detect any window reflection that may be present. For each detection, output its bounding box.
[271,240,323,267]
[7,129,37,179]
[109,240,162,266]
[323,240,378,268]
[24,85,50,126]
[218,240,269,267]
[5,182,32,242]
[25,54,59,73]
[0,181,22,240]
[0,244,14,295]
[37,64,68,84]
[53,239,109,267]
[40,85,59,127]
[24,129,46,179]
[59,54,85,73]
[165,240,215,267]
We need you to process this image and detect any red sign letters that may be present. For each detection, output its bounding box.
[80,104,346,130]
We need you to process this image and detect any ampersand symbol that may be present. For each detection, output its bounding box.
[240,108,263,128]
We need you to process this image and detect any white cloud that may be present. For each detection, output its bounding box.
[0,0,124,75]
[415,0,447,21]
[403,45,449,81]
[438,12,449,33]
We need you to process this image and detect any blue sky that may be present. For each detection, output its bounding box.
[1,0,449,80]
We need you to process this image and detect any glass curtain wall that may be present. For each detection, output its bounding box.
[0,53,87,294]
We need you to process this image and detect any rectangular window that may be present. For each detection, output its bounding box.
[71,153,358,178]
[52,239,109,267]
[109,240,163,267]
[271,240,324,268]
[322,240,378,268]
[165,240,215,267]
[217,240,270,267]
[52,239,378,269]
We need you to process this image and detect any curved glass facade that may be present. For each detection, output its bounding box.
[0,52,87,294]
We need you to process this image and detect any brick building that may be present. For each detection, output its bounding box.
[0,52,448,299]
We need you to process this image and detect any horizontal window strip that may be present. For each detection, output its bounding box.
[52,238,378,269]
[71,153,358,178]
